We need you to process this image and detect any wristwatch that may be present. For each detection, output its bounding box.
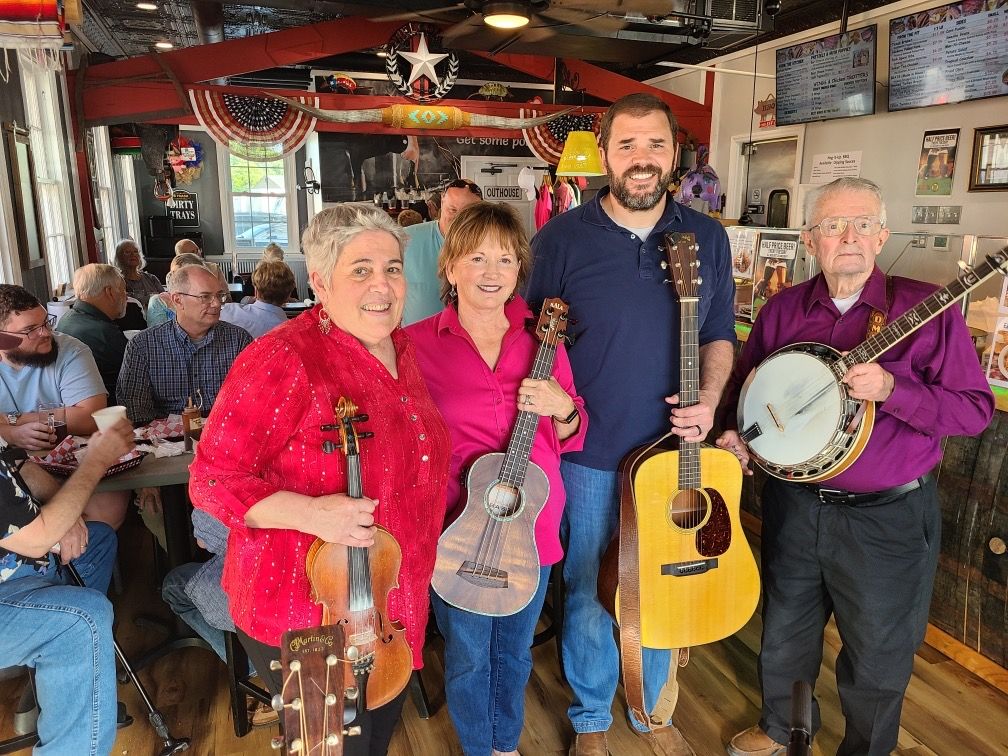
[5,412,20,426]
[556,406,579,424]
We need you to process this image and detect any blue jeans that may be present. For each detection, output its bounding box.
[0,523,118,755]
[431,567,550,756]
[559,461,673,734]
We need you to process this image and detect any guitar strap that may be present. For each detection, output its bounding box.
[617,432,685,732]
[865,275,893,339]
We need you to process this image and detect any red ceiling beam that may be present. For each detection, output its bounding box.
[560,59,711,142]
[82,81,603,139]
[471,50,711,142]
[81,17,402,86]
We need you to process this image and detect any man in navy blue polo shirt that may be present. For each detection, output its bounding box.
[527,93,736,756]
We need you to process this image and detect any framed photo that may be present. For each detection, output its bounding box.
[969,124,1008,191]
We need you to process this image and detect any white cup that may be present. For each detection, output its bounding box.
[92,405,128,432]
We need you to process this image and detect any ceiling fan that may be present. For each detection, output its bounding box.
[374,1,624,45]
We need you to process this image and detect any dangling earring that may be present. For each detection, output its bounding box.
[450,284,457,299]
[318,308,332,335]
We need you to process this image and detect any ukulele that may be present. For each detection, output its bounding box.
[431,298,570,616]
[305,397,412,727]
[598,232,760,649]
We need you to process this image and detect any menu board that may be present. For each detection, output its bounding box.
[889,2,1008,112]
[775,26,877,126]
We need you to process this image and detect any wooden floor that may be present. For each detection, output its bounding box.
[1,518,1006,756]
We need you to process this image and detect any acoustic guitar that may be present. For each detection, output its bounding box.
[271,622,355,754]
[599,232,760,649]
[738,247,1008,481]
[431,298,570,616]
[306,397,413,724]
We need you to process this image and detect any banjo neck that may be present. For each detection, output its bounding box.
[831,248,1008,377]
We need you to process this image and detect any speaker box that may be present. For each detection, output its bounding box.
[148,216,174,238]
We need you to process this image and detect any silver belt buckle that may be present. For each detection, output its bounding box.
[817,487,843,504]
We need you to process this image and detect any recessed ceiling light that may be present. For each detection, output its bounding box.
[483,2,530,29]
[136,2,158,10]
[154,41,173,50]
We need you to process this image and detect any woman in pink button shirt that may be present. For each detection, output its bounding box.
[407,202,586,756]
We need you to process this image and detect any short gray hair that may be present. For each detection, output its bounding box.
[804,177,887,229]
[74,264,124,300]
[168,263,218,294]
[113,238,145,272]
[301,204,407,281]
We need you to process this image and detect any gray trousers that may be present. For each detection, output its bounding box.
[757,475,940,756]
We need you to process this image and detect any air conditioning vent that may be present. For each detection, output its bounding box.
[706,0,764,30]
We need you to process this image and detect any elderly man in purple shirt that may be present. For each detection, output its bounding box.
[717,177,994,756]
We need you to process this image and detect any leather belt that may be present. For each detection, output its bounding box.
[803,477,924,507]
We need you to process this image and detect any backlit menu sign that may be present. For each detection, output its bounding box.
[775,26,877,126]
[889,2,1008,111]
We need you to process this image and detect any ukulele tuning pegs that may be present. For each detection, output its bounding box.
[345,645,359,661]
[270,737,284,750]
[290,738,304,754]
[291,697,302,711]
[270,660,282,671]
[345,686,359,700]
[325,693,338,706]
[326,734,340,747]
[325,653,338,666]
[322,440,337,454]
[660,261,668,269]
[345,726,362,737]
[351,413,369,423]
[358,431,374,440]
[271,694,284,712]
[697,276,703,285]
[319,423,339,431]
[289,660,302,672]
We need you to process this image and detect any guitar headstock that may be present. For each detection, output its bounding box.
[272,623,356,754]
[535,297,570,347]
[662,232,700,299]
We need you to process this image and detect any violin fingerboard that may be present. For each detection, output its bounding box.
[277,624,350,755]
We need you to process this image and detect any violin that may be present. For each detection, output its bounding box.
[306,396,412,726]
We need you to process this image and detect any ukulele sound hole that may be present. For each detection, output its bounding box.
[485,482,523,521]
[667,488,711,530]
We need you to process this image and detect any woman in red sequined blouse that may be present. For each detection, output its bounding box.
[189,205,450,755]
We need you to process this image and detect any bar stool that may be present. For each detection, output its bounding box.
[223,631,273,737]
[531,561,566,681]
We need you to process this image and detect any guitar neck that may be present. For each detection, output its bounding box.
[500,338,558,488]
[834,252,1008,375]
[678,298,701,488]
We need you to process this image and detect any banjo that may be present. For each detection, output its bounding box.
[738,247,1007,482]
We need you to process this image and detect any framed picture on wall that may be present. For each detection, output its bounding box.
[968,124,1008,191]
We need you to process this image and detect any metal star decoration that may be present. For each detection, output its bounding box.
[397,33,449,87]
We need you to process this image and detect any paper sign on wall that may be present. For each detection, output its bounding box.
[809,151,863,184]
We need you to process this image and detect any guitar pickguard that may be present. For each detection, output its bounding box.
[696,487,732,558]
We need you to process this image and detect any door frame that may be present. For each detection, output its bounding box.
[726,124,805,222]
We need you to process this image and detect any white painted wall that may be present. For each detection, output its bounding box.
[650,0,1008,237]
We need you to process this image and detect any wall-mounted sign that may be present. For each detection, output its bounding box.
[166,190,199,228]
[809,151,863,184]
[915,129,959,197]
[484,186,526,201]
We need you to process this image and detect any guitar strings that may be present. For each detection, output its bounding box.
[473,322,559,579]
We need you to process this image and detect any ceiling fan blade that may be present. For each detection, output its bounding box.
[439,14,485,42]
[371,3,467,23]
[520,7,622,43]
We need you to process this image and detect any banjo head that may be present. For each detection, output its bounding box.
[739,346,846,468]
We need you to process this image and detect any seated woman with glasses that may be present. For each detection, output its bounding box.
[189,204,451,756]
[406,202,586,756]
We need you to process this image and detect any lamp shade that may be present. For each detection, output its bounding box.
[556,131,605,177]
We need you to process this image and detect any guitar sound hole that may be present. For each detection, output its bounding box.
[485,483,523,521]
[667,488,710,529]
